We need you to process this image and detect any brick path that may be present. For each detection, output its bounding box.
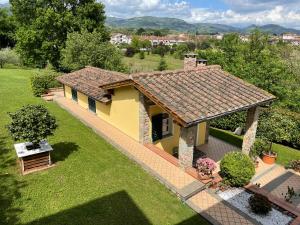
[54,95,256,225]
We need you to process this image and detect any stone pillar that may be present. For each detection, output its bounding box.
[139,93,151,144]
[242,107,260,155]
[179,125,197,168]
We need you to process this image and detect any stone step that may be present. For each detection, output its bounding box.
[178,180,207,201]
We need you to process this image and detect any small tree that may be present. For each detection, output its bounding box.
[139,51,145,60]
[7,105,57,147]
[0,48,20,68]
[157,57,167,71]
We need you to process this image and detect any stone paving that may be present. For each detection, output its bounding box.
[252,165,300,209]
[54,95,256,225]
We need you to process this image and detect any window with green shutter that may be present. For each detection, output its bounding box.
[152,113,172,142]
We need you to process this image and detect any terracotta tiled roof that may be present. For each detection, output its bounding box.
[100,65,276,126]
[57,65,275,127]
[132,66,275,126]
[56,66,128,102]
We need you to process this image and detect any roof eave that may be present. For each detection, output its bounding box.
[185,98,276,127]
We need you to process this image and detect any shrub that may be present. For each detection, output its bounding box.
[7,105,57,146]
[210,111,246,132]
[287,160,300,173]
[125,46,135,57]
[196,158,216,176]
[30,70,61,96]
[0,48,20,68]
[220,152,255,187]
[250,139,269,157]
[248,193,272,215]
[139,51,145,59]
[157,57,167,71]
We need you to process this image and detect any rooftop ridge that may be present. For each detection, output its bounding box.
[131,65,222,78]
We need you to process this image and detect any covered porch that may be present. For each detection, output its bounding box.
[176,106,261,169]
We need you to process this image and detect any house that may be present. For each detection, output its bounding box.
[140,35,187,47]
[110,33,132,45]
[282,33,300,46]
[57,54,275,168]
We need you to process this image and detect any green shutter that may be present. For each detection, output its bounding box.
[152,114,163,142]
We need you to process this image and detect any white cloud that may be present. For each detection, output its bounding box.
[100,0,300,29]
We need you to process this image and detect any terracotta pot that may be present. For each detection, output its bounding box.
[262,152,277,164]
[198,173,212,181]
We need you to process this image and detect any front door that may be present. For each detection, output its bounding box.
[71,89,78,102]
[88,97,96,113]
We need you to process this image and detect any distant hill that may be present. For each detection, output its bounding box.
[242,24,300,35]
[0,3,9,8]
[106,16,300,35]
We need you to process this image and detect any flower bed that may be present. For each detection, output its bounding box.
[217,188,293,225]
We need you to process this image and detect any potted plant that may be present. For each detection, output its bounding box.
[196,157,216,180]
[7,105,57,150]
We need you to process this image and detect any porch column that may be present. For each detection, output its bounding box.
[179,125,197,168]
[242,107,260,155]
[139,93,151,144]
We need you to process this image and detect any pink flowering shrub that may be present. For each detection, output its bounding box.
[196,158,217,176]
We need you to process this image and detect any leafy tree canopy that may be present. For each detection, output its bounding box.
[0,8,16,48]
[61,30,127,72]
[10,0,109,69]
[7,105,57,145]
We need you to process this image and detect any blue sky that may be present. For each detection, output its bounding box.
[1,0,300,28]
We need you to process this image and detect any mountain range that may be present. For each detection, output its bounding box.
[106,16,300,35]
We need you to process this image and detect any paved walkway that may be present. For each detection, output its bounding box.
[54,95,256,225]
[252,164,300,209]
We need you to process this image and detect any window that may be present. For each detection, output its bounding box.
[152,113,173,142]
[88,97,96,113]
[71,88,77,102]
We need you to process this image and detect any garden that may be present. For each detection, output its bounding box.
[0,68,209,225]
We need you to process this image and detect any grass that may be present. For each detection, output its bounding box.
[123,53,183,73]
[210,127,300,166]
[0,68,209,225]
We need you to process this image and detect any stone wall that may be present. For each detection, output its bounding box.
[139,93,151,144]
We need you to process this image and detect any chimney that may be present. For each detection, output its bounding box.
[184,53,207,70]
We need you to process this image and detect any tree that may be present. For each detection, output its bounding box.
[136,28,146,35]
[7,105,57,147]
[125,46,135,57]
[139,51,145,60]
[61,30,127,72]
[10,0,109,69]
[0,8,16,48]
[131,36,141,52]
[0,48,20,68]
[173,44,189,59]
[157,57,167,71]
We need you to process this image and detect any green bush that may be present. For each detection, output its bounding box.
[220,152,255,187]
[30,70,61,96]
[248,193,272,215]
[250,139,269,157]
[7,104,57,146]
[210,111,246,132]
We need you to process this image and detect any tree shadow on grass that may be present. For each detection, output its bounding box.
[0,136,26,225]
[25,190,209,225]
[26,191,152,225]
[51,142,79,163]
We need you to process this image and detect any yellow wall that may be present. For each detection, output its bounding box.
[149,105,207,154]
[149,105,180,154]
[65,85,72,100]
[96,86,140,141]
[197,122,207,145]
[77,92,88,109]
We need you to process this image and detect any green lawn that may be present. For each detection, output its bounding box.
[0,68,209,225]
[123,54,183,73]
[210,127,300,166]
